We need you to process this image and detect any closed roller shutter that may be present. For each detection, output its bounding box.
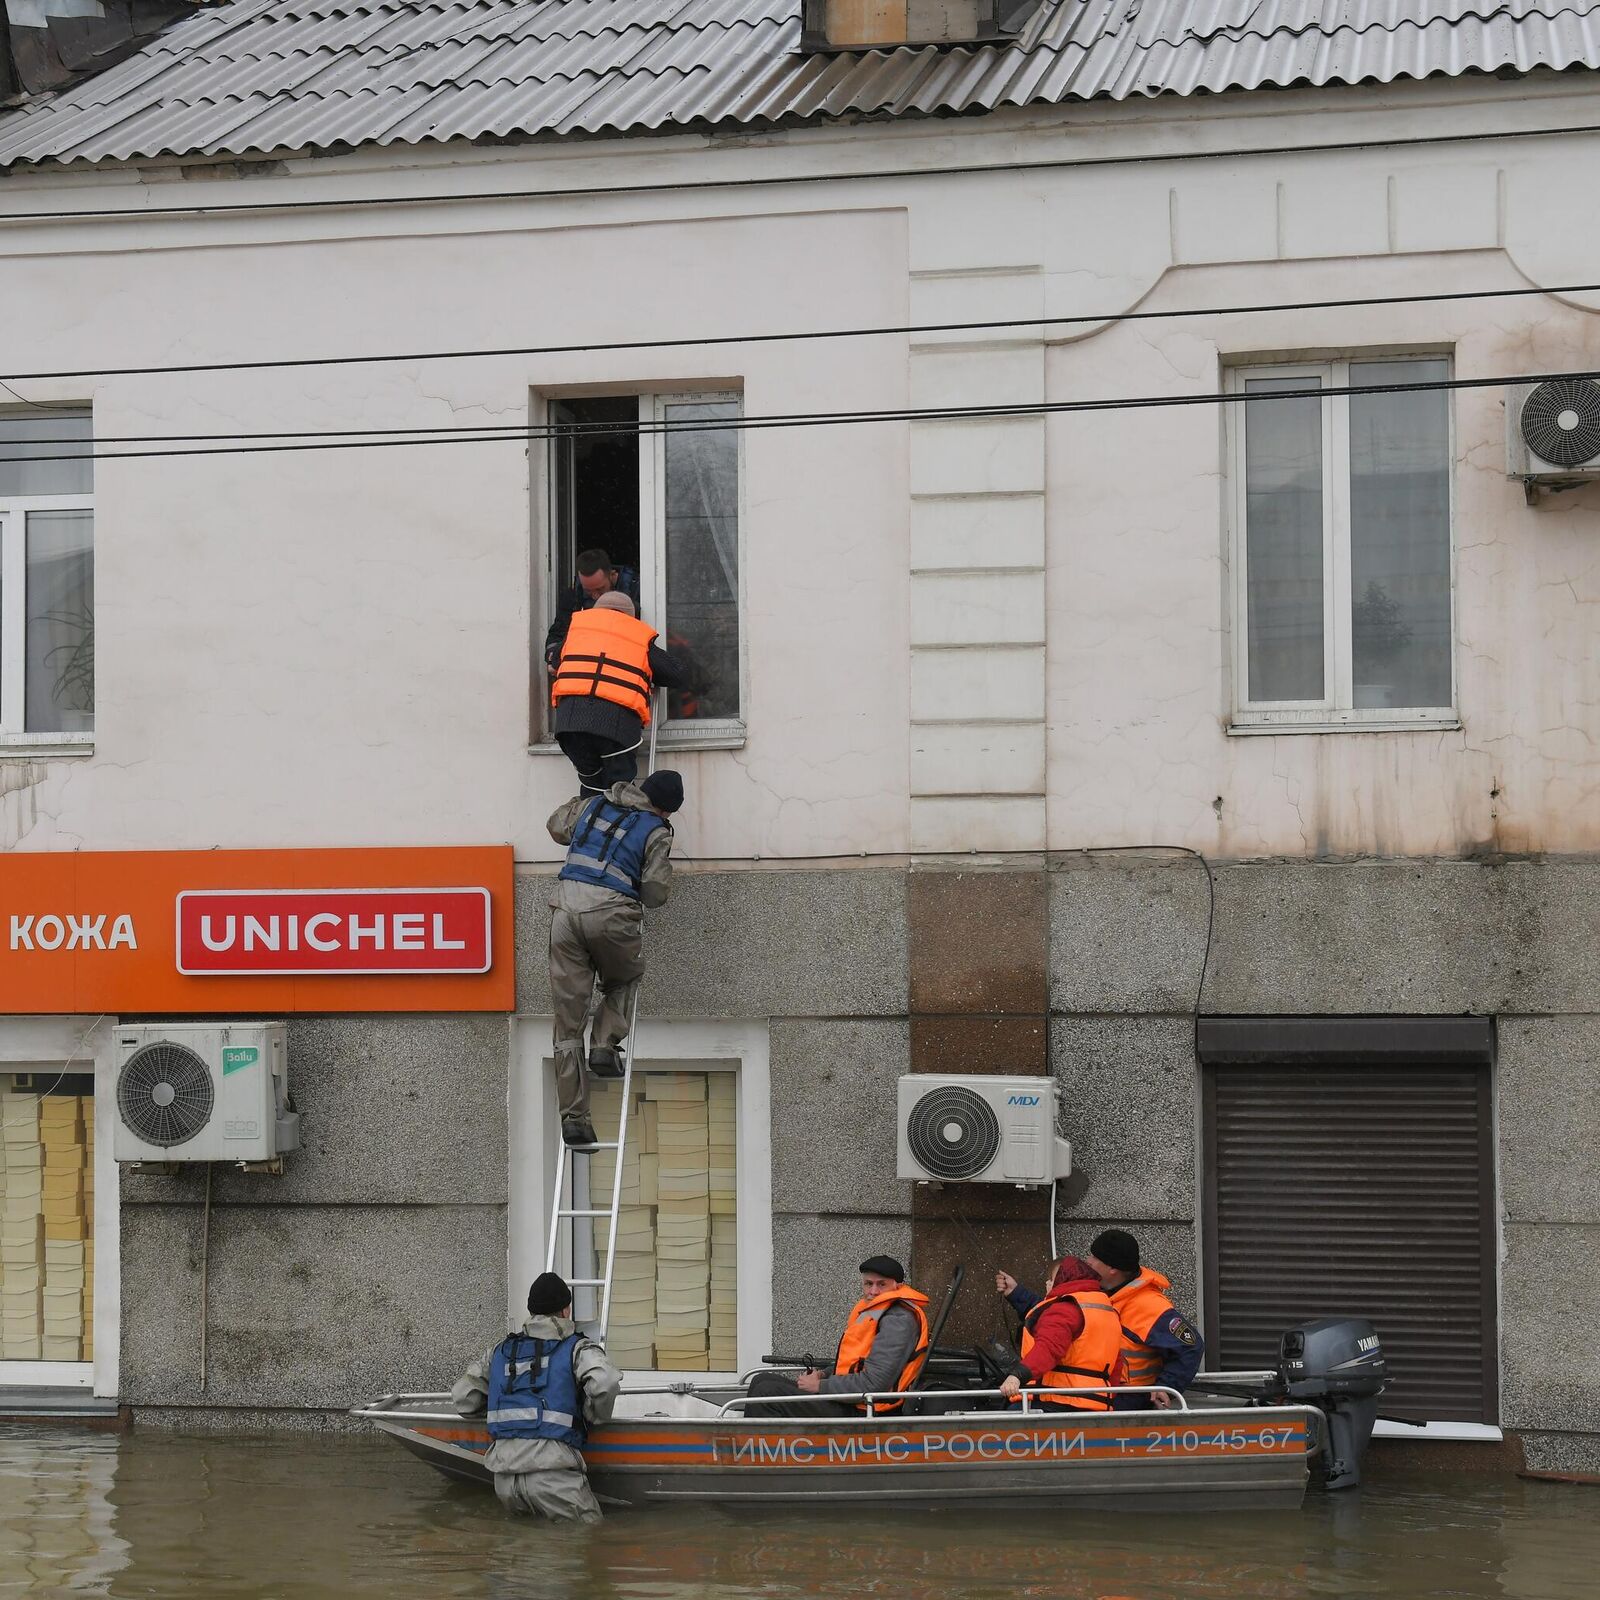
[1204,1057,1495,1424]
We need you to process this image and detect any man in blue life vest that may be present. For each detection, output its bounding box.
[452,1271,621,1522]
[546,768,684,1147]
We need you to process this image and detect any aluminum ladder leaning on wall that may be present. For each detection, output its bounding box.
[542,691,662,1344]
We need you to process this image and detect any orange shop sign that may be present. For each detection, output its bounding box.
[0,846,515,1014]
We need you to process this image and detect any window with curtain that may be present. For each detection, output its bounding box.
[1228,359,1454,730]
[0,409,95,743]
[545,391,742,734]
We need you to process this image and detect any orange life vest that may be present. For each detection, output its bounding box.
[551,607,657,723]
[833,1285,931,1414]
[1109,1269,1178,1388]
[1019,1287,1123,1410]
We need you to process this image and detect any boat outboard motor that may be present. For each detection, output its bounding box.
[1276,1318,1388,1490]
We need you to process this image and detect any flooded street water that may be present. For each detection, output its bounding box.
[1,1426,1595,1600]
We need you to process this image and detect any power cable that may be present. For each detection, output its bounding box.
[2,363,1591,465]
[4,278,1599,385]
[2,108,1599,227]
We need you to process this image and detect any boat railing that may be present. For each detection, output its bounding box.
[719,1385,1190,1416]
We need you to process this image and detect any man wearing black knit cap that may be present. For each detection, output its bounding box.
[452,1272,622,1520]
[745,1255,931,1418]
[1085,1229,1205,1411]
[546,768,685,1148]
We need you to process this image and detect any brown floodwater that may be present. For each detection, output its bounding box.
[1,1425,1595,1599]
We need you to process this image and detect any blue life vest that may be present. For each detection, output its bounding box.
[558,796,665,903]
[487,1331,585,1446]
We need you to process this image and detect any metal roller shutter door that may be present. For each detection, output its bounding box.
[1204,1062,1496,1424]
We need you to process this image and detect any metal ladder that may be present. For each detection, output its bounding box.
[543,695,661,1343]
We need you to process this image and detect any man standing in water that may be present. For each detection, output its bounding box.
[452,1272,621,1522]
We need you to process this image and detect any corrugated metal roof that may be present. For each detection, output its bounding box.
[2,0,1599,168]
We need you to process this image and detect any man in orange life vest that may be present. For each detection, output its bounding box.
[745,1256,931,1418]
[1086,1229,1204,1411]
[550,590,688,794]
[995,1255,1125,1410]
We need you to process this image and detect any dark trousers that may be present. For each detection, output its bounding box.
[744,1372,856,1420]
[557,731,640,794]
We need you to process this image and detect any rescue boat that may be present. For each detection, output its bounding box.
[353,1383,1325,1512]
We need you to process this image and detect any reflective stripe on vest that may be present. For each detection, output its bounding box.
[1019,1288,1124,1411]
[832,1285,932,1415]
[551,608,658,723]
[486,1331,586,1446]
[558,796,664,903]
[1111,1271,1178,1387]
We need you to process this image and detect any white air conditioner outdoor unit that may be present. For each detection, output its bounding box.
[114,1022,298,1163]
[896,1074,1072,1187]
[1506,378,1600,489]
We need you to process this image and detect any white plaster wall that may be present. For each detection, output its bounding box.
[3,73,1600,863]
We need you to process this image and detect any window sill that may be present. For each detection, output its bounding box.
[1228,714,1460,737]
[0,734,94,759]
[1372,1420,1501,1442]
[529,723,747,757]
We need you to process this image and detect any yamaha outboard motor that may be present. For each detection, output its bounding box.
[1277,1318,1388,1489]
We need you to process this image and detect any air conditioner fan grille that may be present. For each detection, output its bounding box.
[117,1041,215,1148]
[906,1085,1002,1181]
[1521,378,1600,468]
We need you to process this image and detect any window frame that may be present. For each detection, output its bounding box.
[0,493,96,753]
[533,387,748,753]
[1225,355,1459,735]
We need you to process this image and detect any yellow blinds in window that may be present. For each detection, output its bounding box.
[589,1070,736,1372]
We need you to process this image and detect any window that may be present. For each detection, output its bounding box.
[580,1070,737,1372]
[0,409,94,746]
[1227,359,1454,731]
[546,392,742,738]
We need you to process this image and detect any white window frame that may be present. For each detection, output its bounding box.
[0,494,95,754]
[1225,356,1458,735]
[511,1018,772,1387]
[638,390,748,750]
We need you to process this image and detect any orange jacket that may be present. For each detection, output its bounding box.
[551,607,657,723]
[1019,1285,1124,1410]
[1109,1268,1179,1387]
[832,1284,931,1413]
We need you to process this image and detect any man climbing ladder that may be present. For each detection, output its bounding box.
[545,768,685,1148]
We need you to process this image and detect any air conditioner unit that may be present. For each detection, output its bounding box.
[897,1074,1072,1187]
[1506,378,1600,489]
[114,1022,299,1163]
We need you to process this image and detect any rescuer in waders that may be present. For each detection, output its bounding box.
[995,1255,1124,1411]
[546,768,684,1147]
[746,1256,931,1417]
[451,1272,621,1523]
[1085,1228,1204,1410]
[550,590,688,794]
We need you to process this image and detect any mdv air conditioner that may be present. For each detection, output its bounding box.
[114,1022,299,1163]
[1507,378,1600,494]
[897,1075,1072,1187]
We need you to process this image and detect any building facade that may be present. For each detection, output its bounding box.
[0,0,1598,1473]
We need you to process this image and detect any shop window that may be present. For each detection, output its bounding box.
[0,408,95,747]
[1225,358,1455,732]
[578,1069,737,1373]
[1,1081,95,1365]
[544,392,742,737]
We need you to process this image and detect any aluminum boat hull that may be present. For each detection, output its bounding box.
[355,1393,1322,1512]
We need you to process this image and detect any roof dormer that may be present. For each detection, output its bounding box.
[800,0,1030,52]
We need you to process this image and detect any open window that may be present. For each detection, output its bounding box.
[545,392,743,742]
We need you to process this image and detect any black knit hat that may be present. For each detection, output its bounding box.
[1089,1229,1140,1274]
[640,769,684,814]
[527,1272,572,1316]
[859,1255,906,1282]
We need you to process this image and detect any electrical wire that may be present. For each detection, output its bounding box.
[2,107,1599,228]
[4,278,1599,385]
[3,363,1593,465]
